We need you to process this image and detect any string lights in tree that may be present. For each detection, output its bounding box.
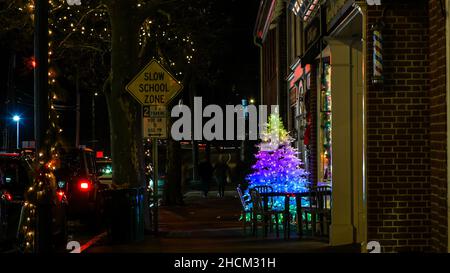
[18,165,58,253]
[137,9,197,75]
[136,3,202,171]
[17,0,110,252]
[20,0,200,179]
[11,0,207,252]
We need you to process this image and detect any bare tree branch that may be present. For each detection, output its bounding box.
[57,3,108,50]
[61,43,105,53]
[136,0,179,22]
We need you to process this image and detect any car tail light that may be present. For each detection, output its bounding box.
[79,180,91,191]
[1,191,13,201]
[56,190,65,202]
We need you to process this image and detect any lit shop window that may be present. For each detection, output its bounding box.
[319,60,332,184]
[297,79,308,171]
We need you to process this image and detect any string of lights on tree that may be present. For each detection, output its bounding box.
[30,0,197,164]
[14,0,201,252]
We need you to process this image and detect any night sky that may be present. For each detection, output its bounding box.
[0,0,260,153]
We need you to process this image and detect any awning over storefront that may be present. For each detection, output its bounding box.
[298,0,355,66]
[287,58,303,88]
[288,0,320,22]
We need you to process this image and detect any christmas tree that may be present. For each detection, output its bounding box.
[246,114,310,209]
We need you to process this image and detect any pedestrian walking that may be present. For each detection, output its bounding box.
[214,156,230,198]
[198,159,213,198]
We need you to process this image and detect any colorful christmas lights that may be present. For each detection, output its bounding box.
[246,114,310,212]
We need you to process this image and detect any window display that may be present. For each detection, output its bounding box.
[297,79,308,170]
[319,59,332,184]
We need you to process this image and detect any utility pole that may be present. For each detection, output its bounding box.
[75,68,80,148]
[5,54,16,151]
[92,93,96,150]
[152,139,158,234]
[34,0,49,157]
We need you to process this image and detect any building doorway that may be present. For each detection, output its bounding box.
[320,8,366,247]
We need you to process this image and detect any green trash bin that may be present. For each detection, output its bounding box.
[104,188,145,243]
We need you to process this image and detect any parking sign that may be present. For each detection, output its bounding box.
[143,105,168,139]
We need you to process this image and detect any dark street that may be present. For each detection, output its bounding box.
[1,0,450,261]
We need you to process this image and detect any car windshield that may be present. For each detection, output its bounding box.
[97,162,112,176]
[0,158,31,194]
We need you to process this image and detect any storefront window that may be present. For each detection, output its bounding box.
[297,80,308,170]
[319,59,332,184]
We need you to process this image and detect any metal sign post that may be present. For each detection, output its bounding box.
[152,138,159,234]
[126,59,183,235]
[143,106,167,234]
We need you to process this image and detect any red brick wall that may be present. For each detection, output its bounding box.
[262,29,278,108]
[366,0,431,252]
[429,0,448,253]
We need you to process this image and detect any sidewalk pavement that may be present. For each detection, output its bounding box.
[85,190,358,253]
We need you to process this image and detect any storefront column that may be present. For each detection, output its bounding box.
[325,38,360,246]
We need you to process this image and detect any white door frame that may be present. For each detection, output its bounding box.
[322,4,367,248]
[324,37,365,247]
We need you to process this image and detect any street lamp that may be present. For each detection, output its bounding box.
[13,115,20,150]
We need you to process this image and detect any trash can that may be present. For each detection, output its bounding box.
[103,188,145,243]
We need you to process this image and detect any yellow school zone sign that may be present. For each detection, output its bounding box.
[126,59,183,106]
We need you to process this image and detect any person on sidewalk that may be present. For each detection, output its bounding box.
[214,156,230,198]
[198,159,213,198]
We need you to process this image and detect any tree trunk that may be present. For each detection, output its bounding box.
[163,68,195,206]
[106,0,145,188]
[75,68,80,147]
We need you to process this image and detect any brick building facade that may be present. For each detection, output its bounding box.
[254,0,449,252]
[428,0,448,253]
[254,0,289,123]
[366,0,432,252]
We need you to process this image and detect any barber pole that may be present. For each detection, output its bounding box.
[373,25,383,84]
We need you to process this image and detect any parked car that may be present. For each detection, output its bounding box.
[0,153,67,250]
[96,157,113,189]
[54,147,106,223]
